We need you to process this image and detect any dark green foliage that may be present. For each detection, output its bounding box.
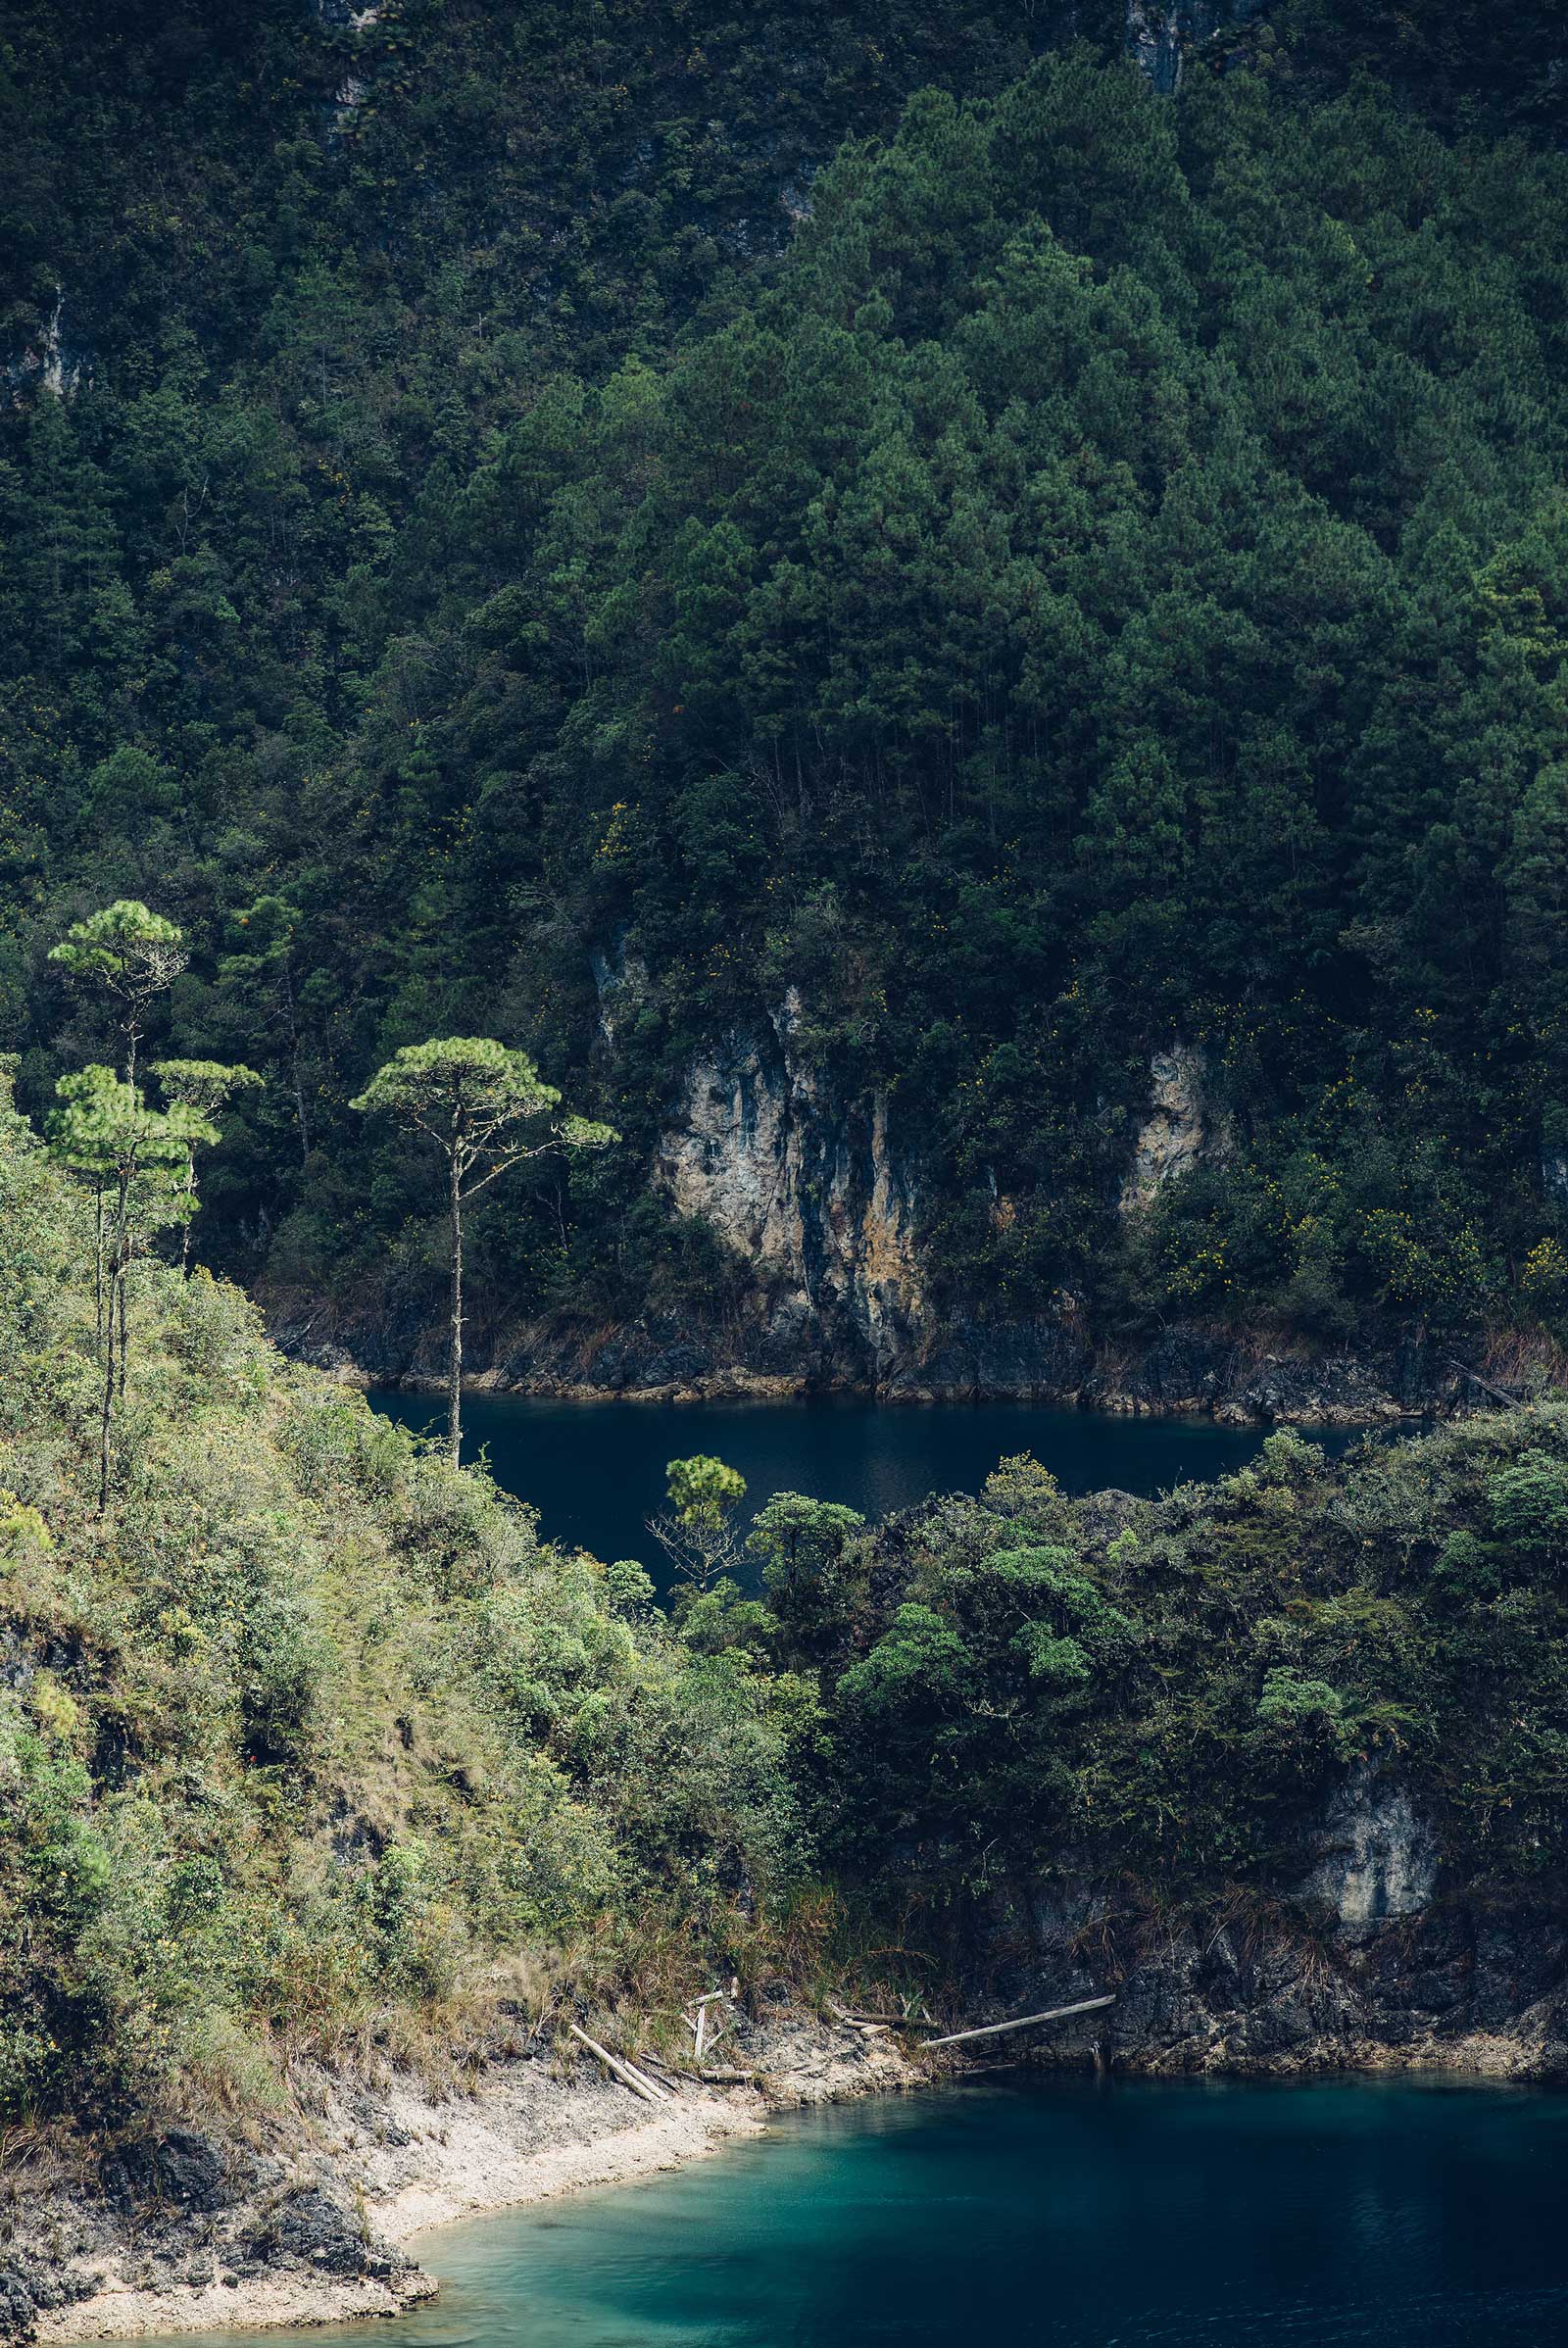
[791,1414,1568,1907]
[1488,1448,1568,1557]
[1275,0,1568,141]
[3,12,1568,1352]
[747,1492,866,1654]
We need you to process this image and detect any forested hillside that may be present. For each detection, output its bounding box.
[5,0,1568,1371]
[5,1060,1566,2133]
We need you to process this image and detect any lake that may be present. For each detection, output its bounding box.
[159,2079,1568,2347]
[365,1390,1367,1571]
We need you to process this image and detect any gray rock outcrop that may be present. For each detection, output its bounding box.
[1126,0,1272,94]
[1300,1770,1440,1938]
[656,997,924,1380]
[989,1785,1566,2077]
[1120,1042,1217,1216]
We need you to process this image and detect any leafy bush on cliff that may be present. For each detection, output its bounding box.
[787,1421,1568,1912]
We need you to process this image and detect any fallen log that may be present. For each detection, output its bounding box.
[837,2010,938,2030]
[1446,1357,1522,1410]
[825,1998,889,2035]
[567,2023,671,2105]
[924,1994,1115,2051]
[623,2056,674,2103]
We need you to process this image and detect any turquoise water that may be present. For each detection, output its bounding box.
[167,2079,1568,2346]
[366,1391,1363,1572]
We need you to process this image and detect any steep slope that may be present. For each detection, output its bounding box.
[0,1082,809,2136]
[3,9,1568,1385]
[789,1418,1568,2075]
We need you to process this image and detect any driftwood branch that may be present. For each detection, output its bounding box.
[689,1986,732,2060]
[826,1998,889,2035]
[833,2009,935,2029]
[1446,1357,1521,1410]
[924,1994,1115,2050]
[567,2023,670,2105]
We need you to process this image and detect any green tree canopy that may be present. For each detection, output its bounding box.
[353,1038,614,1461]
[48,1066,217,1506]
[652,1454,750,1593]
[49,902,187,1087]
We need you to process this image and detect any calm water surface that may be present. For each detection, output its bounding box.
[366,1391,1363,1570]
[162,2079,1568,2347]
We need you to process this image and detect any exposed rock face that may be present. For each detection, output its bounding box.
[1544,1145,1568,1201]
[1120,1043,1213,1216]
[275,992,1527,1416]
[1125,0,1271,94]
[655,999,924,1380]
[6,286,87,405]
[989,1777,1566,2078]
[1090,1331,1448,1423]
[590,935,650,1052]
[0,2120,429,2344]
[277,1295,1488,1421]
[100,2130,232,2218]
[1301,1770,1440,1937]
[312,0,383,129]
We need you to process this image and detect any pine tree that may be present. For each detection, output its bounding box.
[352,1040,613,1463]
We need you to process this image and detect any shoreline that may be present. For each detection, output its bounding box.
[28,2027,916,2346]
[35,2101,765,2346]
[25,2003,1567,2345]
[265,1294,1559,1430]
[313,1357,1444,1429]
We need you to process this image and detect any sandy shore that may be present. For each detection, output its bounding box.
[32,2027,912,2343]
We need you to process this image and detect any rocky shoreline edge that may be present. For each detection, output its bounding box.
[14,1871,1567,2348]
[8,2019,915,2346]
[290,1328,1520,1429]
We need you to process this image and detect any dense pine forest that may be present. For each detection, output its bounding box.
[3,0,1568,1367]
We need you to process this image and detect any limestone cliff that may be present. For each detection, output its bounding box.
[1119,1042,1216,1216]
[6,286,87,404]
[278,1003,1516,1414]
[655,998,924,1380]
[997,1769,1564,2078]
[1300,1769,1440,1935]
[1125,0,1272,94]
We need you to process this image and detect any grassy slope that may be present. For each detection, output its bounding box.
[0,1096,811,2130]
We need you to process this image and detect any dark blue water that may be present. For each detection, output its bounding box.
[165,2079,1568,2346]
[366,1391,1361,1571]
